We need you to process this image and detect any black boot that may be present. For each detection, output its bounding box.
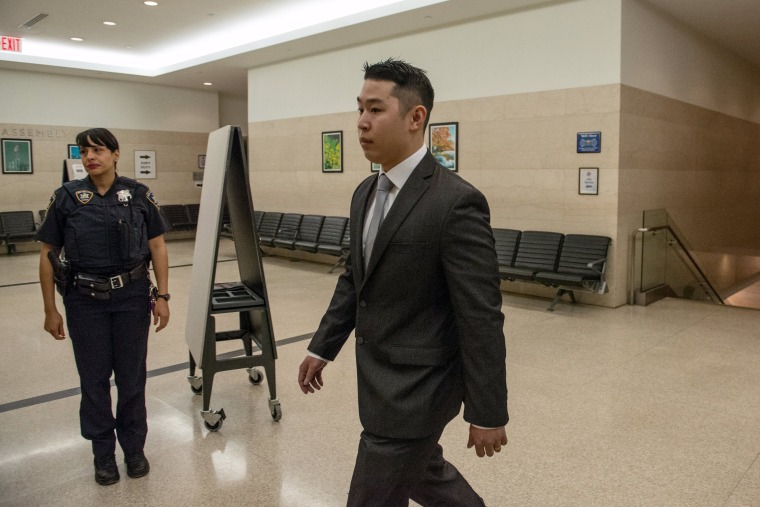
[94,455,120,486]
[124,451,150,478]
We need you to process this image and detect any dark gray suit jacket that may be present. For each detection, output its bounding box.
[308,151,508,439]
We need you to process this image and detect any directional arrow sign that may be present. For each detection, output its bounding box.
[134,150,156,179]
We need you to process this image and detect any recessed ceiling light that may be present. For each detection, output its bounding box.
[103,21,116,26]
[203,82,213,86]
[144,1,158,6]
[70,37,84,42]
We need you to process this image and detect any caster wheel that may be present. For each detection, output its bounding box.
[248,369,264,385]
[204,418,223,432]
[270,403,282,422]
[191,384,203,395]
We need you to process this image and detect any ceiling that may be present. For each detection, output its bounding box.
[1,0,759,100]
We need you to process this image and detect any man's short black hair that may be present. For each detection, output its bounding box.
[363,58,434,128]
[76,128,119,153]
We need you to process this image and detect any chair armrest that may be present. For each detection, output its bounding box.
[586,257,607,275]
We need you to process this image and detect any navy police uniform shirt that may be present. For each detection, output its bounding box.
[37,175,168,274]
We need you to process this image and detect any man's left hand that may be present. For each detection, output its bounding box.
[467,425,508,457]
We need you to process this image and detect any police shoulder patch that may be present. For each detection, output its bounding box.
[45,193,56,213]
[146,189,160,209]
[75,190,94,204]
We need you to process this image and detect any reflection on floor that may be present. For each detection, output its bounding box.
[1,239,759,507]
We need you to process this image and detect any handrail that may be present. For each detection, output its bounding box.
[633,224,724,305]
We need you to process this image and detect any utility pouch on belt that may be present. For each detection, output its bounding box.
[74,273,111,300]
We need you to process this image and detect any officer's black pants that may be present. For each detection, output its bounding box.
[64,276,151,460]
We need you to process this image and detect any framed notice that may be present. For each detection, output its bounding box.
[429,122,458,171]
[134,150,156,179]
[2,139,33,174]
[322,131,343,173]
[68,144,80,159]
[577,131,601,153]
[579,167,599,195]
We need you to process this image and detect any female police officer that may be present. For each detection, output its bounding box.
[37,128,170,486]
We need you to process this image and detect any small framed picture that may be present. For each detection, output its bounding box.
[322,131,343,173]
[2,139,33,174]
[370,162,381,172]
[429,122,458,171]
[68,144,80,159]
[579,167,599,195]
[198,155,206,169]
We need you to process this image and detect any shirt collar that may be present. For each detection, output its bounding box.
[380,145,427,191]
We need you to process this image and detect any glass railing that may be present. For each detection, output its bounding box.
[630,209,723,305]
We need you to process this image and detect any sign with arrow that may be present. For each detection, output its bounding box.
[134,150,156,179]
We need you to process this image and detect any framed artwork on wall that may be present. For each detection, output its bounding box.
[2,139,33,174]
[371,162,381,172]
[429,122,458,171]
[68,144,80,159]
[322,131,343,173]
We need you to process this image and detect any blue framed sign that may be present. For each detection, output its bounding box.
[577,131,601,153]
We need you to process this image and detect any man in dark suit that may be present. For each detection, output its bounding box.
[298,58,508,506]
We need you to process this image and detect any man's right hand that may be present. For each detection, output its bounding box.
[298,355,327,394]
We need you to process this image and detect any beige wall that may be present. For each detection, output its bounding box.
[619,86,760,294]
[0,123,206,214]
[249,83,626,307]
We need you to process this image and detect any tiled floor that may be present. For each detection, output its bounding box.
[1,239,759,507]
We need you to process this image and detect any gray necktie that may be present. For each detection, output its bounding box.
[364,173,394,268]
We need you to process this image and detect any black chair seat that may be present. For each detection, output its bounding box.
[318,244,345,256]
[500,266,538,281]
[294,241,319,253]
[273,237,297,249]
[534,271,599,287]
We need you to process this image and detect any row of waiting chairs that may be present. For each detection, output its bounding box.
[256,212,351,272]
[494,229,611,310]
[161,206,352,273]
[0,211,38,254]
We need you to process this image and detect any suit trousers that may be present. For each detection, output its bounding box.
[347,428,486,507]
[64,276,151,459]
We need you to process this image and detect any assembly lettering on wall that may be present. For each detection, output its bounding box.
[0,127,70,138]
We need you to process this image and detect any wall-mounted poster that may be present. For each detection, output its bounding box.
[579,167,599,195]
[68,144,80,159]
[322,131,343,173]
[2,139,33,174]
[577,131,601,153]
[429,122,458,171]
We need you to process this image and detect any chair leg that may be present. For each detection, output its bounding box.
[327,256,345,273]
[547,288,577,311]
[547,290,563,311]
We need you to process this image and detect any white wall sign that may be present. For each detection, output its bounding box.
[134,150,156,179]
[579,167,599,195]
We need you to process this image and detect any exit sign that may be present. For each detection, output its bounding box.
[1,36,22,53]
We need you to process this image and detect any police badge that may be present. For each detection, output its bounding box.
[75,190,94,204]
[117,189,132,204]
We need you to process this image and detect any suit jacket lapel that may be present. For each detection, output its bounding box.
[363,152,436,280]
[352,176,374,283]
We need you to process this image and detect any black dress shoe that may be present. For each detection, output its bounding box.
[124,452,150,478]
[94,455,120,486]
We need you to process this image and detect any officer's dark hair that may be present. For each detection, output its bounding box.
[76,128,119,153]
[363,58,434,129]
